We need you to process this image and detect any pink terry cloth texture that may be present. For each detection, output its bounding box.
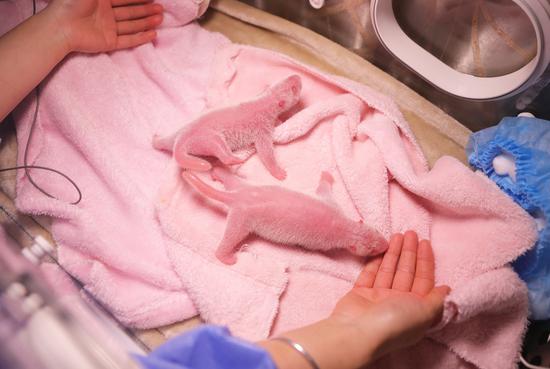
[154,45,538,369]
[1,1,538,366]
[0,0,221,328]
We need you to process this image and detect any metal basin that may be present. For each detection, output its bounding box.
[239,0,549,131]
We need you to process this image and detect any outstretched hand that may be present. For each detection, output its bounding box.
[331,231,450,358]
[47,0,164,53]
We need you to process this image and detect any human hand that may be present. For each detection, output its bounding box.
[46,0,163,53]
[260,231,449,369]
[331,231,450,359]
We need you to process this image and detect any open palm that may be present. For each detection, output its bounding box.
[49,0,164,53]
[331,232,450,356]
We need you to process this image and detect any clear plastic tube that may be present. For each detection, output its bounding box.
[0,227,144,369]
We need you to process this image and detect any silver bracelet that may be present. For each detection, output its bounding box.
[271,337,320,369]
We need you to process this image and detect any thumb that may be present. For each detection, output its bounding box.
[425,285,451,326]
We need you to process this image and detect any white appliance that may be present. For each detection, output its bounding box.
[369,0,550,101]
[242,0,550,130]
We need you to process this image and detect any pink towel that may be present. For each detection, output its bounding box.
[155,45,537,369]
[3,1,537,366]
[2,0,223,328]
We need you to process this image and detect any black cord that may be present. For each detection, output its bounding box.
[0,0,83,205]
[0,164,83,205]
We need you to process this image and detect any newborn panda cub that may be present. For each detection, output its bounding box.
[182,168,389,264]
[153,75,302,180]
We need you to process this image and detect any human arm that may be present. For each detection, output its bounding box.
[0,0,164,122]
[258,231,450,369]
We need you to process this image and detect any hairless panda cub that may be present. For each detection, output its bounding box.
[182,168,389,264]
[153,75,302,180]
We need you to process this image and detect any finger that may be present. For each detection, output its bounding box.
[354,256,383,288]
[114,3,163,21]
[115,31,157,50]
[117,14,163,35]
[112,0,153,7]
[425,285,451,326]
[391,230,418,292]
[411,239,436,295]
[373,233,404,289]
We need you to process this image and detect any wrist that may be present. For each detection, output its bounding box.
[260,317,384,369]
[321,316,385,366]
[39,5,73,56]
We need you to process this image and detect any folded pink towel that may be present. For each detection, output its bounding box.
[155,45,537,369]
[1,0,225,328]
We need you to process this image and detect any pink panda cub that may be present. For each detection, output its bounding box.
[154,75,302,180]
[182,168,389,264]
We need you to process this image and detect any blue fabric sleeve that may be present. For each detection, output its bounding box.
[136,325,277,369]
